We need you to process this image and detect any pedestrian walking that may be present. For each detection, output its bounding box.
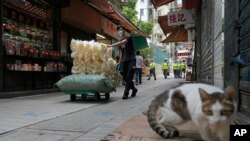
[177,61,182,78]
[180,60,187,79]
[173,61,178,78]
[147,60,156,80]
[162,58,169,79]
[107,26,137,99]
[135,51,143,85]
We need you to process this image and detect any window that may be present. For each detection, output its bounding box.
[157,10,162,17]
[149,9,153,21]
[140,9,144,16]
[148,0,151,5]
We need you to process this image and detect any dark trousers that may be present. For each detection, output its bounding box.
[163,69,168,79]
[148,69,156,80]
[122,60,136,94]
[176,70,181,78]
[174,70,177,78]
[135,68,142,84]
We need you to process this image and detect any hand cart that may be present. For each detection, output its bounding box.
[64,90,111,102]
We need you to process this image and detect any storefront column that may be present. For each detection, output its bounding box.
[0,0,3,91]
[53,7,60,51]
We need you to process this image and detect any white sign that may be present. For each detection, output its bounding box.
[167,9,193,26]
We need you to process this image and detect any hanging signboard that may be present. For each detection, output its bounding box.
[167,9,194,26]
[102,17,118,39]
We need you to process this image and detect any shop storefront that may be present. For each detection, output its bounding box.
[0,0,145,97]
[0,0,71,94]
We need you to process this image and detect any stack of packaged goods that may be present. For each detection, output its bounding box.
[56,39,117,93]
[70,39,116,81]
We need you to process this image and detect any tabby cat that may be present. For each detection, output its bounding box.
[147,83,236,141]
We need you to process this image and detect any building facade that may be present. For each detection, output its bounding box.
[135,0,153,22]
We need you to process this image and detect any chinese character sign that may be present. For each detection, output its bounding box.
[167,9,193,26]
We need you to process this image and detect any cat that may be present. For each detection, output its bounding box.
[147,83,236,141]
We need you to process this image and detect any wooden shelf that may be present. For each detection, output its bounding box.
[5,54,72,63]
[5,70,69,73]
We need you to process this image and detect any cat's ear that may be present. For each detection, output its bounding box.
[224,85,236,101]
[199,88,210,102]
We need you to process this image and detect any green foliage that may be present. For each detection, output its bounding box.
[140,47,152,58]
[122,6,138,24]
[121,0,138,25]
[138,21,153,35]
[121,0,153,35]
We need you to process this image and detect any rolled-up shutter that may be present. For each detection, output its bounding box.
[238,0,250,116]
[199,0,214,84]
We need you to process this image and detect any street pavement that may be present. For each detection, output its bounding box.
[0,74,185,141]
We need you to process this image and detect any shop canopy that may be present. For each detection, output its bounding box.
[156,0,197,43]
[158,15,178,35]
[161,26,188,43]
[158,15,188,43]
[87,0,148,37]
[4,0,69,19]
[151,0,175,9]
[151,0,199,9]
[182,0,200,9]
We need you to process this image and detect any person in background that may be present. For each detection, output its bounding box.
[135,51,143,85]
[147,60,156,80]
[180,60,187,79]
[107,26,137,100]
[173,61,178,78]
[176,61,182,78]
[162,58,169,79]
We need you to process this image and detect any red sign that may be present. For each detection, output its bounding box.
[102,17,118,39]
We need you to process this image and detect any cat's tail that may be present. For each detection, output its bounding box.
[147,92,179,139]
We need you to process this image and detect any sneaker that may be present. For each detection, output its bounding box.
[122,93,129,99]
[131,89,138,97]
[122,95,128,99]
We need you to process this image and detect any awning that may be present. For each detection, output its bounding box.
[182,0,200,9]
[158,15,178,35]
[61,0,102,33]
[4,0,48,19]
[87,0,148,37]
[161,27,188,43]
[151,0,174,9]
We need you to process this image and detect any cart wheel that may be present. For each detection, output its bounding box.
[95,93,101,102]
[105,93,110,101]
[81,94,86,100]
[70,95,76,101]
